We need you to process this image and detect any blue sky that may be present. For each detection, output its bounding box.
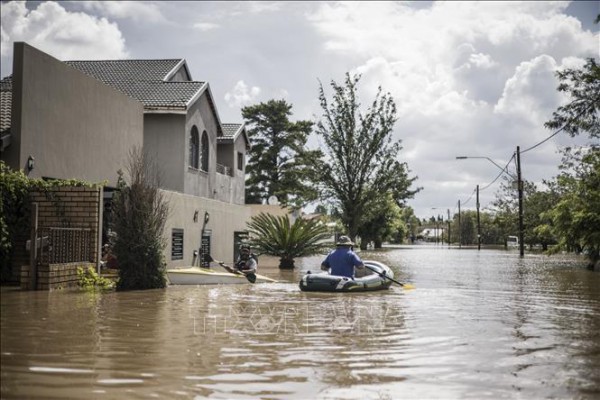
[1,1,598,219]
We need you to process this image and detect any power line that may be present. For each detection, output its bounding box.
[479,154,515,192]
[521,102,598,154]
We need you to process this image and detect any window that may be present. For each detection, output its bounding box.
[190,127,199,169]
[200,130,209,172]
[237,152,244,171]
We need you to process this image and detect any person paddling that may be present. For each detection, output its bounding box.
[233,244,258,276]
[321,235,364,278]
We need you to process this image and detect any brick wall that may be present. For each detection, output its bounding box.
[20,262,94,290]
[17,185,102,290]
[29,186,101,261]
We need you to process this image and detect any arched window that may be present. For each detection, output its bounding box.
[200,131,209,172]
[189,126,199,169]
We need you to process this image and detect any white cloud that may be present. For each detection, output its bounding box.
[495,55,563,124]
[306,1,598,216]
[0,1,128,64]
[193,22,220,32]
[224,80,261,108]
[77,1,165,23]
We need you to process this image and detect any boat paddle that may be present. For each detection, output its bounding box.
[203,254,257,283]
[364,264,415,290]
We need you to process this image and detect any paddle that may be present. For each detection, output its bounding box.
[203,254,257,283]
[364,264,415,289]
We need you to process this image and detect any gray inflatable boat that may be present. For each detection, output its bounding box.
[299,260,393,292]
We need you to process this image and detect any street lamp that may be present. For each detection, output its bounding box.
[456,148,524,257]
[455,156,516,179]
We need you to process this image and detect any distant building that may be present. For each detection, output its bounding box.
[420,228,444,241]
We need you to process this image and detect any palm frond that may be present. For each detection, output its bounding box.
[247,213,332,259]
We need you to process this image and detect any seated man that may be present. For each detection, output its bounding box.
[233,244,258,275]
[321,236,364,278]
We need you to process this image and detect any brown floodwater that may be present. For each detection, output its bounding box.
[1,246,599,399]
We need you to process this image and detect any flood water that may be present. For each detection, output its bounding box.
[1,246,599,399]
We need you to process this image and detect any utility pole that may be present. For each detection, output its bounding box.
[447,209,451,246]
[516,146,524,257]
[458,200,462,249]
[476,184,481,251]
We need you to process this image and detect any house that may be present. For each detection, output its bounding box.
[1,42,253,274]
[419,228,444,242]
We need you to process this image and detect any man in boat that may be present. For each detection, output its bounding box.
[233,244,258,276]
[321,236,364,278]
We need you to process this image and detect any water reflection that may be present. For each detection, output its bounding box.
[1,246,599,399]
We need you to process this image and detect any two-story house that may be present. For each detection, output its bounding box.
[1,42,252,272]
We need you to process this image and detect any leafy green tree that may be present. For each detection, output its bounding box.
[242,99,323,208]
[490,178,540,246]
[315,73,420,241]
[398,206,420,244]
[479,211,504,245]
[358,193,403,249]
[523,189,559,250]
[545,147,600,265]
[544,58,599,138]
[111,148,169,290]
[543,54,600,267]
[458,211,477,245]
[246,213,331,269]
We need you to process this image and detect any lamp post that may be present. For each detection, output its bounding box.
[456,149,524,257]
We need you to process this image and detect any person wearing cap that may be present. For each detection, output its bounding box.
[321,235,364,278]
[233,244,258,275]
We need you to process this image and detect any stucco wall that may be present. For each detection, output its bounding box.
[232,136,247,204]
[5,42,143,187]
[161,189,252,268]
[183,91,216,198]
[144,113,186,192]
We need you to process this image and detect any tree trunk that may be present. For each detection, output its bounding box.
[278,257,295,269]
[374,239,383,248]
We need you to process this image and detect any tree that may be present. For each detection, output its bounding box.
[490,178,538,245]
[543,55,600,267]
[242,99,323,208]
[545,147,600,265]
[523,188,559,250]
[544,58,599,139]
[111,148,169,290]
[246,213,331,269]
[358,193,404,249]
[316,73,419,240]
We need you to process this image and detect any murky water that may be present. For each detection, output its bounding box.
[2,246,599,399]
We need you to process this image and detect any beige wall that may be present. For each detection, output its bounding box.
[4,42,143,187]
[144,113,186,192]
[183,91,216,198]
[162,189,252,267]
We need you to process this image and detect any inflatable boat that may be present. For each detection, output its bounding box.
[298,260,393,292]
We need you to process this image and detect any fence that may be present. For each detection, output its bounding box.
[38,227,95,265]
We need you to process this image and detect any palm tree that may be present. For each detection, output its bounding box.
[247,213,332,269]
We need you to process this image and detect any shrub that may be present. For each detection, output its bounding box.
[111,148,169,290]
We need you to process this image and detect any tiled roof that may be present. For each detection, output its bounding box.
[65,60,205,110]
[221,123,242,138]
[0,76,12,135]
[218,123,250,149]
[66,59,184,82]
